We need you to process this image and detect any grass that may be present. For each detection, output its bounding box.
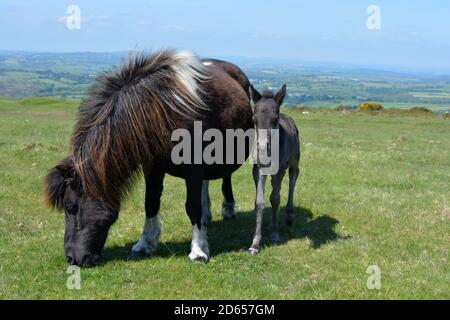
[0,98,449,299]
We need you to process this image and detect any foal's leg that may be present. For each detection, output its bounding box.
[221,175,236,219]
[249,165,267,254]
[186,176,210,262]
[270,169,285,243]
[201,180,212,224]
[286,166,299,226]
[132,170,165,256]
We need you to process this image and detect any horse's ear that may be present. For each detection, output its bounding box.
[44,158,73,210]
[275,84,287,105]
[250,85,262,103]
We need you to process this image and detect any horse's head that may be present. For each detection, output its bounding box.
[44,158,118,267]
[250,84,286,167]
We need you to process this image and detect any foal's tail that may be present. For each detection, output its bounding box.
[70,49,211,209]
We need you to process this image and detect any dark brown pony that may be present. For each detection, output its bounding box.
[45,50,252,266]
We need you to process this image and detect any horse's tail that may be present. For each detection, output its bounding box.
[71,49,210,209]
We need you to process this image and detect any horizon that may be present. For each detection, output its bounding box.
[1,1,450,72]
[2,49,450,76]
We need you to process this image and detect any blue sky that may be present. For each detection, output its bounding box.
[1,0,450,70]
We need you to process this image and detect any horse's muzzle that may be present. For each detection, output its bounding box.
[66,253,100,267]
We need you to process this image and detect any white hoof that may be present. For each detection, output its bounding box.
[132,236,157,256]
[189,247,209,262]
[131,216,160,256]
[249,247,259,255]
[189,224,209,262]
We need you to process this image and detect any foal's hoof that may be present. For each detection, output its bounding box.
[248,247,259,255]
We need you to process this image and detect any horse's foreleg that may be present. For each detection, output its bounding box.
[270,169,285,243]
[201,180,212,224]
[250,165,267,255]
[186,176,209,262]
[286,165,299,226]
[132,170,165,256]
[221,175,236,219]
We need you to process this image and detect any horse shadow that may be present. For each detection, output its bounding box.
[102,206,349,263]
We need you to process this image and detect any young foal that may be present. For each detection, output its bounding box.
[249,85,301,254]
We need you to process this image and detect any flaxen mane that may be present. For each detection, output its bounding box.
[70,49,210,209]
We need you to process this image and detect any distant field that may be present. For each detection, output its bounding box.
[0,98,449,299]
[293,100,450,111]
[411,92,450,99]
[2,51,450,110]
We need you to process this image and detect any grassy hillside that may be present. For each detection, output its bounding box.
[0,98,449,299]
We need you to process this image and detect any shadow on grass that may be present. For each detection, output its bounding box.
[102,206,349,264]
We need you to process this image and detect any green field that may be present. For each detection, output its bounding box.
[0,98,449,299]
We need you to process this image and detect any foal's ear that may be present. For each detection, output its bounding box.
[275,84,287,105]
[44,158,73,210]
[249,85,262,103]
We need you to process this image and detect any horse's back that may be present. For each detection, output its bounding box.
[202,63,252,131]
[202,58,250,97]
[161,58,253,180]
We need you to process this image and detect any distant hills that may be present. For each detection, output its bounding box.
[1,51,449,111]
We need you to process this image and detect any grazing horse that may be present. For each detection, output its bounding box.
[44,50,253,266]
[248,85,300,254]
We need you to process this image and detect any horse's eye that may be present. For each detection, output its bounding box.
[66,204,78,214]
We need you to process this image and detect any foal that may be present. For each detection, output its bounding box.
[249,85,301,254]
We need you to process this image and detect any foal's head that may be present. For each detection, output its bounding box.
[45,158,118,267]
[250,84,287,167]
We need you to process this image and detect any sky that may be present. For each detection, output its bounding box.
[1,0,450,71]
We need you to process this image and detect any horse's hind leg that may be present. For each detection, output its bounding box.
[286,165,299,226]
[270,169,285,243]
[221,175,236,219]
[186,176,209,262]
[201,180,212,224]
[132,170,165,256]
[250,165,266,254]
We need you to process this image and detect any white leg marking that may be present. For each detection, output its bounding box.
[132,216,161,255]
[188,224,209,262]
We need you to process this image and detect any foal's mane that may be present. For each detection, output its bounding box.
[71,49,210,209]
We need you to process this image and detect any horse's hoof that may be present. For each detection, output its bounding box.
[249,247,259,255]
[131,239,156,257]
[189,250,209,263]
